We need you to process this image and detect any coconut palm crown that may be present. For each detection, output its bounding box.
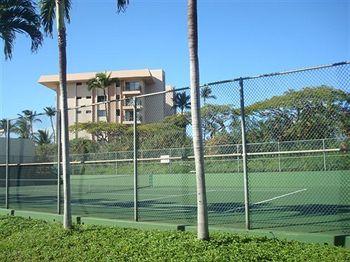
[34,129,52,145]
[17,110,42,138]
[201,85,216,104]
[44,106,56,142]
[173,91,191,114]
[87,72,116,122]
[0,0,43,59]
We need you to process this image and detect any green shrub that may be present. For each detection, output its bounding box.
[0,216,349,261]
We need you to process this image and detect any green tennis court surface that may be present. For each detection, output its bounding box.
[2,169,349,234]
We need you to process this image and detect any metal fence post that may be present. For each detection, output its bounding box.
[115,154,118,176]
[56,110,61,214]
[169,148,172,175]
[133,97,139,221]
[322,139,326,171]
[239,78,250,230]
[278,141,281,172]
[236,144,240,173]
[5,119,10,209]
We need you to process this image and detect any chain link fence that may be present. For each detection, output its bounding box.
[0,61,349,234]
[0,111,59,213]
[242,62,350,233]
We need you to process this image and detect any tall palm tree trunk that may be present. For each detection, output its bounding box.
[188,0,209,240]
[56,0,72,229]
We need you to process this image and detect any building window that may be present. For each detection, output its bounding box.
[125,81,142,92]
[116,95,120,100]
[77,96,82,100]
[115,80,120,87]
[97,95,106,102]
[77,110,82,114]
[76,82,82,86]
[86,96,91,99]
[98,110,106,117]
[86,110,92,114]
[116,109,120,116]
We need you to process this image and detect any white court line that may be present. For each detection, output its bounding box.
[139,207,193,212]
[160,204,197,207]
[253,188,307,205]
[207,188,302,193]
[222,188,307,213]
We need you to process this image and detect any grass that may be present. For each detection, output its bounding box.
[0,216,349,261]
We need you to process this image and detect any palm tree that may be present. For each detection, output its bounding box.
[0,119,6,135]
[14,117,30,139]
[39,0,72,229]
[0,118,14,136]
[0,0,42,59]
[117,0,129,12]
[44,106,56,142]
[201,85,216,104]
[173,92,191,114]
[34,129,52,145]
[188,0,209,240]
[18,110,42,138]
[87,72,116,122]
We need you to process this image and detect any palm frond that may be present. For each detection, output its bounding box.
[44,106,56,117]
[117,0,129,13]
[201,85,216,101]
[14,117,30,139]
[173,91,191,113]
[88,72,115,91]
[34,129,52,145]
[39,0,71,36]
[64,0,71,22]
[39,0,55,36]
[0,0,43,59]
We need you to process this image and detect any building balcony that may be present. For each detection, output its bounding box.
[124,81,143,95]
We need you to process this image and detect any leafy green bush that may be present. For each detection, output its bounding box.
[0,216,349,261]
[35,144,56,162]
[70,138,99,155]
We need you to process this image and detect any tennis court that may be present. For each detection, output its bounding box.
[2,159,349,234]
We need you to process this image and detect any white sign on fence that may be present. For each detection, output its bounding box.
[160,155,170,163]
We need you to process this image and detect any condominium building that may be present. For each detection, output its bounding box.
[38,69,174,139]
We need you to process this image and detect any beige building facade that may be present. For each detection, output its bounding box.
[39,69,174,139]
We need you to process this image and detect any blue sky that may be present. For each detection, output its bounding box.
[0,0,349,119]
